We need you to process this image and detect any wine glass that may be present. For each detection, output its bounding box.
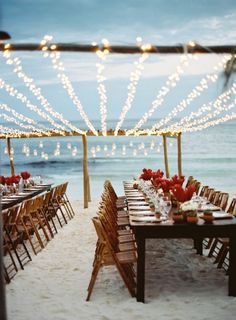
[161,198,172,220]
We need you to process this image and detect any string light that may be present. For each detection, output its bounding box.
[0,78,66,134]
[114,52,149,136]
[41,35,98,136]
[72,146,78,156]
[164,83,236,132]
[183,111,236,133]
[126,53,194,135]
[150,54,231,132]
[0,103,37,125]
[0,112,48,135]
[2,49,86,135]
[96,47,109,135]
[0,124,30,138]
[0,39,235,139]
[96,145,101,152]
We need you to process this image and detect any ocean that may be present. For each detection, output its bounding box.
[0,119,236,200]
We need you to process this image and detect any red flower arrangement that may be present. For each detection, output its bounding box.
[153,175,185,193]
[2,175,21,185]
[11,175,21,184]
[0,176,5,185]
[171,184,196,203]
[4,177,13,185]
[139,168,164,181]
[21,171,31,180]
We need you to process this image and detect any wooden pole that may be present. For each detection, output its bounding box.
[82,135,89,208]
[87,174,91,202]
[7,137,15,176]
[177,133,182,177]
[163,135,170,178]
[0,43,235,54]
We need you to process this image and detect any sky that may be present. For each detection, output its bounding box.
[0,0,236,128]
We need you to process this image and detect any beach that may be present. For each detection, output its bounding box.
[6,199,236,320]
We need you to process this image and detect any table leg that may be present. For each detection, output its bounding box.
[229,236,236,296]
[136,236,145,302]
[194,238,203,255]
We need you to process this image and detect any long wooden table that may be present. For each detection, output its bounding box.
[124,182,236,303]
[1,184,51,210]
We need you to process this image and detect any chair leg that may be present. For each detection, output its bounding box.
[86,261,102,301]
[217,245,228,269]
[208,239,218,257]
[214,244,225,264]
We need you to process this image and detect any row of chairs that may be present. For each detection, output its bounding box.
[187,176,236,272]
[2,182,75,283]
[86,180,137,301]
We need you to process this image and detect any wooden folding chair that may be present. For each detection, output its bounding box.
[19,198,46,255]
[208,198,236,271]
[2,211,19,283]
[86,215,136,301]
[3,207,31,271]
[204,192,229,250]
[104,180,127,210]
[42,191,58,236]
[60,182,76,217]
[46,186,68,228]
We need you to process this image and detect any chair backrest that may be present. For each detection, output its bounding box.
[199,186,209,197]
[205,188,215,200]
[185,176,194,188]
[218,192,229,211]
[43,191,52,206]
[193,181,201,194]
[210,191,221,204]
[227,198,236,215]
[104,180,117,201]
[61,182,69,195]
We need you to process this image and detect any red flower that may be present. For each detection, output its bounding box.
[171,184,196,202]
[139,168,164,181]
[11,175,21,184]
[21,171,31,180]
[171,175,185,187]
[0,176,5,184]
[4,176,13,185]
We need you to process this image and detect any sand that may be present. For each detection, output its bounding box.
[6,199,236,320]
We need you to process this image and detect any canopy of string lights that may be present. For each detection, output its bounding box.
[0,35,235,139]
[1,36,235,207]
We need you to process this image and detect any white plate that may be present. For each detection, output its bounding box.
[199,212,233,220]
[129,206,151,211]
[128,201,148,205]
[198,206,221,211]
[131,216,161,223]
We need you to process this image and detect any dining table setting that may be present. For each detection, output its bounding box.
[1,172,52,210]
[122,177,236,303]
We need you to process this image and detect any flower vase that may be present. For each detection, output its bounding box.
[186,210,198,224]
[164,192,171,201]
[186,216,198,224]
[23,179,30,189]
[172,213,184,223]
